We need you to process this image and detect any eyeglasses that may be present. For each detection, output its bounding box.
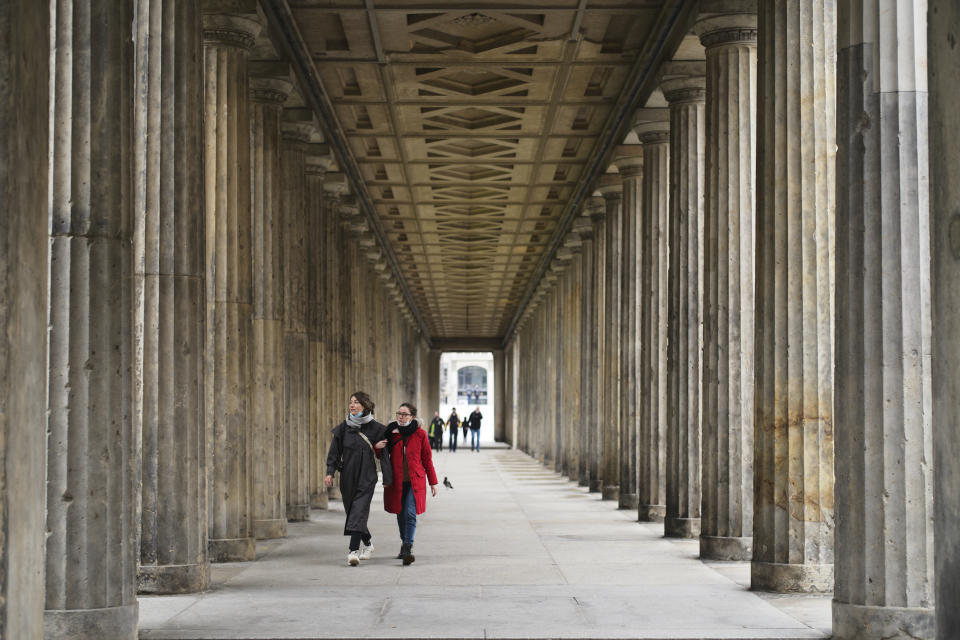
[396,412,412,417]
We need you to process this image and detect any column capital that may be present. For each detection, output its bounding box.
[201,14,261,50]
[282,108,318,144]
[611,145,644,177]
[322,172,349,198]
[661,75,707,105]
[594,174,623,200]
[584,195,606,221]
[305,143,333,176]
[694,11,758,49]
[249,76,292,104]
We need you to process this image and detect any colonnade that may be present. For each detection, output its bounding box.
[504,2,954,638]
[0,0,426,637]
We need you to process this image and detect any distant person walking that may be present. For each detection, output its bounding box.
[461,410,469,441]
[447,409,460,452]
[325,392,388,566]
[428,412,444,451]
[469,407,483,451]
[383,403,438,565]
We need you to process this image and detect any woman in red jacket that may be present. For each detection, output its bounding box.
[383,402,438,565]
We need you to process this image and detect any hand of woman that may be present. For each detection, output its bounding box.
[374,439,387,450]
[324,474,333,487]
[430,484,438,497]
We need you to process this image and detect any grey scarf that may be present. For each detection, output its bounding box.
[346,412,374,428]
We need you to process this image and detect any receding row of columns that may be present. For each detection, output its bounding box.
[506,2,947,638]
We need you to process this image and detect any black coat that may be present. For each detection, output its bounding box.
[326,419,388,535]
[469,411,483,430]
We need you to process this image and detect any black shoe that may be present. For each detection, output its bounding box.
[401,543,415,565]
[395,545,404,559]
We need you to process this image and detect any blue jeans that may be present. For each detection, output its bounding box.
[470,429,480,450]
[396,482,417,545]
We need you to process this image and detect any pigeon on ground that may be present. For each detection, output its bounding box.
[443,476,453,489]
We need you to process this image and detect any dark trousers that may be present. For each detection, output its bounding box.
[449,429,458,451]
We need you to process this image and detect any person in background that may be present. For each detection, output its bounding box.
[428,411,444,451]
[446,409,460,452]
[461,409,469,441]
[325,392,388,566]
[383,402,438,565]
[469,407,483,451]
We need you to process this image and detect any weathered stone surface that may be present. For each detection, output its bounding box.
[752,0,835,593]
[0,0,49,633]
[578,206,598,488]
[930,0,960,637]
[662,75,705,540]
[202,11,261,563]
[596,178,622,501]
[135,0,210,594]
[585,196,607,493]
[697,12,757,561]
[44,1,138,635]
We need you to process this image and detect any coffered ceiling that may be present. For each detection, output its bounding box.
[277,0,692,341]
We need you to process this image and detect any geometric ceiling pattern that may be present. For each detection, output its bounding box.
[289,0,665,338]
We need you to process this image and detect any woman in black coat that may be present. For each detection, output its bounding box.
[325,391,388,566]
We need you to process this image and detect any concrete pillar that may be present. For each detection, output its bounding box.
[930,0,960,637]
[44,0,138,635]
[597,177,622,501]
[202,9,260,563]
[585,196,607,492]
[752,0,835,593]
[634,114,670,522]
[0,0,49,633]
[663,71,706,539]
[613,149,643,510]
[578,210,597,485]
[696,10,757,561]
[135,0,210,593]
[281,116,312,522]
[494,350,506,441]
[833,3,934,637]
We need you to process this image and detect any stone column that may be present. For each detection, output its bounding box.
[202,9,260,562]
[696,11,757,561]
[634,113,670,522]
[248,73,289,538]
[45,0,138,635]
[0,0,49,633]
[663,72,705,539]
[494,350,506,441]
[426,349,441,419]
[281,116,313,522]
[930,1,960,637]
[578,210,597,486]
[833,3,934,637]
[135,0,210,593]
[752,0,835,593]
[613,149,643,510]
[597,176,622,501]
[585,196,606,492]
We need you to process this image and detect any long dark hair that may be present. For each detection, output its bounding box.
[351,391,375,416]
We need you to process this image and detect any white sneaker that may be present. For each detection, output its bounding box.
[359,542,374,560]
[347,550,360,566]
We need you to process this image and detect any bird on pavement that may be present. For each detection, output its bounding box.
[443,476,453,489]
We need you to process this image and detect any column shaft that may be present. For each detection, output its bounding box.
[699,20,757,561]
[664,78,705,539]
[0,0,49,633]
[578,219,596,486]
[202,13,260,562]
[601,190,622,500]
[834,2,934,636]
[135,0,210,593]
[45,0,138,635]
[752,0,836,592]
[589,203,606,492]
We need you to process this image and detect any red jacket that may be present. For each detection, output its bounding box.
[382,423,438,515]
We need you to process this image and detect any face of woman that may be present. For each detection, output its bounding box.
[396,406,412,426]
[349,396,363,416]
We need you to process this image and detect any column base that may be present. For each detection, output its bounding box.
[664,516,701,538]
[751,560,834,593]
[578,477,590,488]
[138,562,210,594]
[286,504,310,522]
[618,492,639,510]
[832,600,934,640]
[638,503,666,522]
[44,603,138,639]
[254,517,287,540]
[311,492,329,509]
[589,479,602,492]
[208,537,255,563]
[700,535,752,561]
[601,485,620,501]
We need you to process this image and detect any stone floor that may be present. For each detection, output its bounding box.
[138,446,832,639]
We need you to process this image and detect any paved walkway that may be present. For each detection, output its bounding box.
[139,447,831,639]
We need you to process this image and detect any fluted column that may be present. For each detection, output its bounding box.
[578,210,597,486]
[0,0,49,633]
[930,1,960,637]
[135,0,209,594]
[248,74,288,540]
[663,74,705,539]
[586,196,606,492]
[281,119,312,522]
[634,115,670,522]
[697,12,757,561]
[45,0,137,635]
[833,3,934,637]
[202,11,260,562]
[752,0,835,593]
[597,177,622,501]
[614,150,643,510]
